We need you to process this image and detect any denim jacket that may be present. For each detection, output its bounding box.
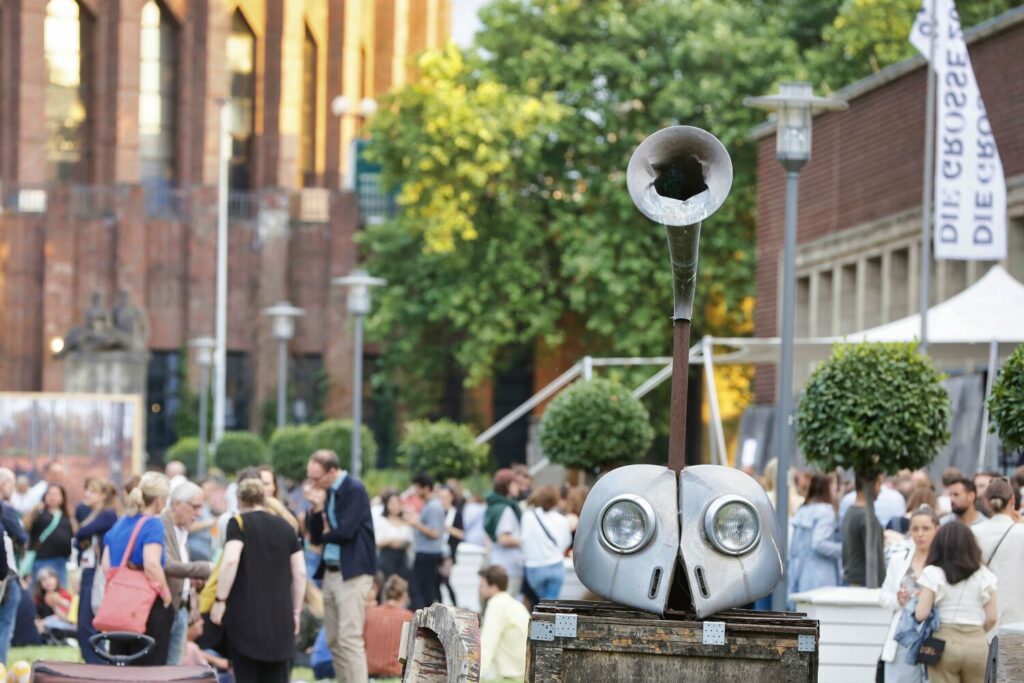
[787,503,842,602]
[894,596,939,665]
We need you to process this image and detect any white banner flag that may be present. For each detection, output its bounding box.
[911,0,1006,260]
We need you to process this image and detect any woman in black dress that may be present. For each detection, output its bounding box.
[210,478,306,683]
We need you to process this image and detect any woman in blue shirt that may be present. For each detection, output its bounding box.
[787,474,843,605]
[75,478,119,663]
[101,472,174,666]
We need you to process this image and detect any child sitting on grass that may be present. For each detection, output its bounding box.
[182,616,232,683]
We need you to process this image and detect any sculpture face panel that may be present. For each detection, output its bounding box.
[573,464,783,618]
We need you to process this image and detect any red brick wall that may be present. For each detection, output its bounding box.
[754,17,1024,402]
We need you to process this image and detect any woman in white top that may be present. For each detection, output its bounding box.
[374,492,414,582]
[520,485,572,602]
[914,521,998,683]
[879,505,939,683]
[971,478,1024,628]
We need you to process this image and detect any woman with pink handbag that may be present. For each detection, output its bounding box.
[97,472,174,665]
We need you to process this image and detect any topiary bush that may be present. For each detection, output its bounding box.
[989,343,1024,455]
[539,378,655,470]
[166,437,200,476]
[269,425,313,482]
[362,468,412,498]
[213,431,271,475]
[796,341,950,587]
[398,419,490,481]
[308,419,377,474]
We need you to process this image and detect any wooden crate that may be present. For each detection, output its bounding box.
[527,601,819,683]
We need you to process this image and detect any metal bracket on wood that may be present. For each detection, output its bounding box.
[798,634,816,652]
[702,621,726,646]
[554,614,578,638]
[530,621,555,642]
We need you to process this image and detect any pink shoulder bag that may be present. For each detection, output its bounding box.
[92,516,161,634]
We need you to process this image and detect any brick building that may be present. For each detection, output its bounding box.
[753,7,1024,405]
[0,0,449,458]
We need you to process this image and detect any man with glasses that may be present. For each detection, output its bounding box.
[162,481,212,665]
[307,449,377,683]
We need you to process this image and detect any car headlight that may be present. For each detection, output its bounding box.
[703,495,761,556]
[599,494,656,554]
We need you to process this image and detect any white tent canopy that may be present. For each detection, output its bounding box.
[848,265,1024,345]
[693,265,1024,366]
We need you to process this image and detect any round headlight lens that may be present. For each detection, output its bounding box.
[599,495,655,554]
[704,496,761,556]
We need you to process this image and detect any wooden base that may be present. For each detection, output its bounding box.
[527,600,819,683]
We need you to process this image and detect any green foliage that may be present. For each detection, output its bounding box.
[398,420,491,481]
[308,419,378,474]
[269,425,313,482]
[539,378,655,470]
[363,0,796,413]
[213,431,270,475]
[806,0,1021,90]
[988,344,1024,453]
[796,342,950,477]
[362,468,412,499]
[166,437,200,476]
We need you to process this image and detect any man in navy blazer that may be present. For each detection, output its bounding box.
[307,450,377,683]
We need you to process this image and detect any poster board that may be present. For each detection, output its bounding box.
[0,392,145,503]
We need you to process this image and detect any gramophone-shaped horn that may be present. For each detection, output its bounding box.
[627,126,732,321]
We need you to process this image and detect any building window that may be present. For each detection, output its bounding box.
[146,351,181,462]
[225,351,252,430]
[864,256,882,328]
[816,270,834,336]
[139,0,178,188]
[44,0,93,182]
[890,247,910,320]
[291,353,324,423]
[227,11,256,191]
[300,27,318,187]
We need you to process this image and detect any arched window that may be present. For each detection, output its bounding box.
[139,0,179,188]
[299,27,318,187]
[227,11,256,191]
[44,0,92,182]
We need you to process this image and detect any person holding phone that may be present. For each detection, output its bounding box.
[879,505,939,683]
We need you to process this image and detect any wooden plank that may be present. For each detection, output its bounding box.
[527,604,818,683]
[997,634,1024,683]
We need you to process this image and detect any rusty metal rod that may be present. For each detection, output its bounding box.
[667,319,691,473]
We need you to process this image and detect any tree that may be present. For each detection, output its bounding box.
[539,378,655,470]
[214,432,271,475]
[364,1,798,413]
[806,0,1022,91]
[166,437,200,476]
[988,343,1024,457]
[398,420,491,481]
[795,342,950,587]
[308,419,378,474]
[269,425,314,482]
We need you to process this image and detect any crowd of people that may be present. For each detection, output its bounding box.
[772,460,1024,683]
[0,454,586,682]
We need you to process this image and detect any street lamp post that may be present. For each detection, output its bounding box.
[262,303,306,430]
[189,337,217,480]
[332,270,385,480]
[745,82,846,610]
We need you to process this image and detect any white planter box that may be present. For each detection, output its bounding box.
[792,586,891,683]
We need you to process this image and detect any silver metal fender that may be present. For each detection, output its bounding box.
[572,464,679,614]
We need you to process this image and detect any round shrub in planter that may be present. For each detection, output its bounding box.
[269,425,313,482]
[539,378,655,470]
[308,419,377,474]
[214,431,271,475]
[989,343,1024,456]
[166,437,200,476]
[398,419,490,481]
